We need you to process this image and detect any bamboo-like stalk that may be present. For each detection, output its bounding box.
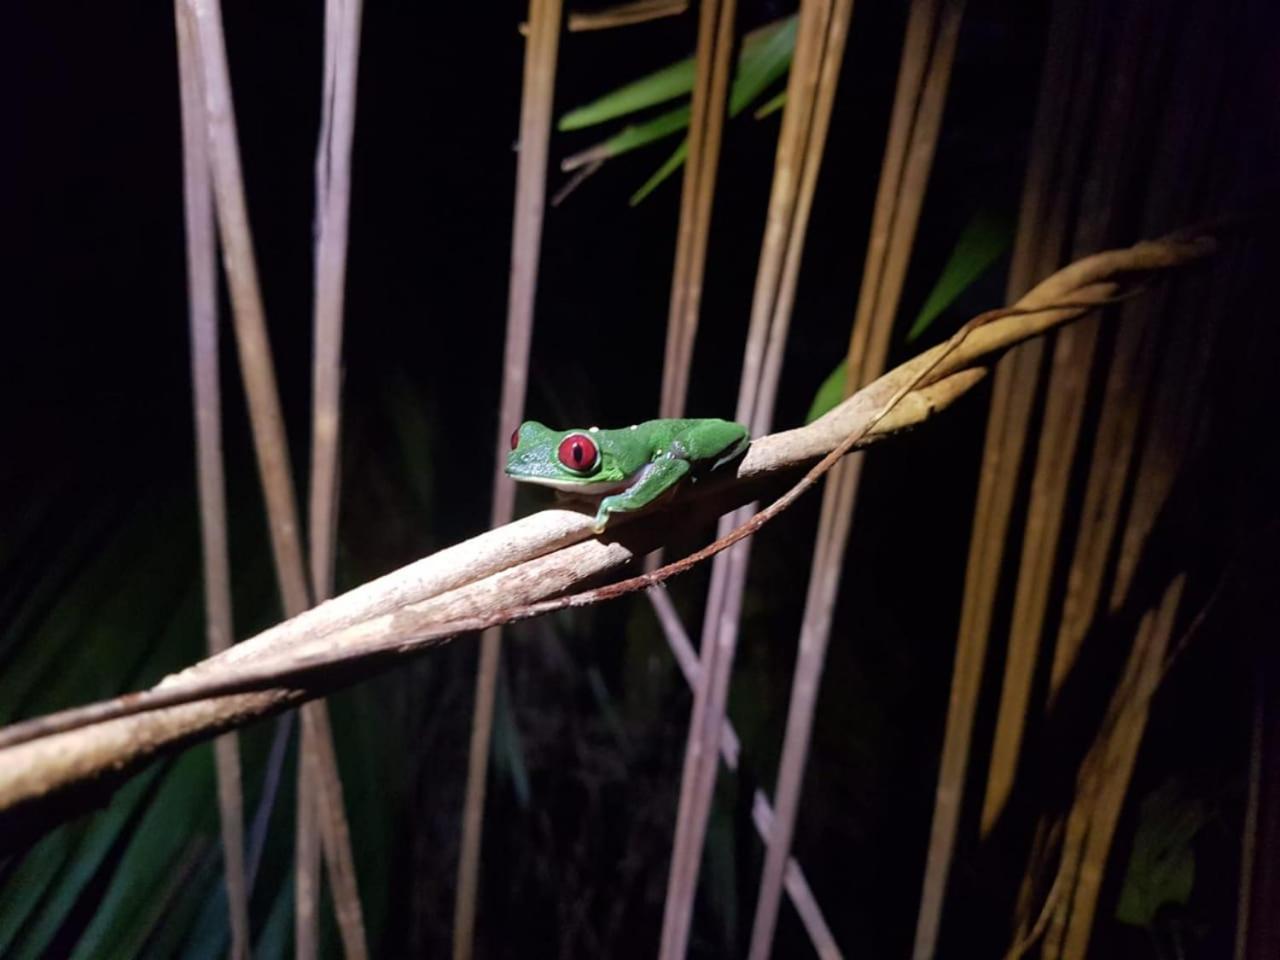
[1060,576,1185,958]
[634,0,839,945]
[1234,677,1262,960]
[1039,575,1186,960]
[1050,0,1223,702]
[1040,245,1230,960]
[182,3,308,616]
[912,0,1094,949]
[1022,197,1232,959]
[648,588,844,957]
[180,2,364,955]
[978,0,1152,837]
[658,0,736,418]
[568,0,688,31]
[749,1,962,956]
[453,1,562,957]
[303,0,369,955]
[1032,595,1154,959]
[310,0,363,604]
[174,5,249,957]
[519,0,687,35]
[0,231,1221,821]
[659,0,846,952]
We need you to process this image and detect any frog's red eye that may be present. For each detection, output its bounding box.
[510,427,521,450]
[558,433,599,472]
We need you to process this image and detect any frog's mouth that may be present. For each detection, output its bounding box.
[513,463,651,496]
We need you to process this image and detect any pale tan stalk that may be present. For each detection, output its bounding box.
[658,0,736,417]
[1061,577,1185,958]
[182,2,362,954]
[1233,680,1262,960]
[454,1,562,956]
[303,0,370,953]
[648,589,843,957]
[1024,167,1230,957]
[980,0,1163,837]
[640,1,838,945]
[175,4,250,956]
[568,0,688,31]
[1049,0,1223,701]
[910,0,1088,948]
[519,0,687,35]
[659,0,848,952]
[0,231,1219,819]
[749,1,962,955]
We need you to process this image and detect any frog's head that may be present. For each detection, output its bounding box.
[505,421,632,493]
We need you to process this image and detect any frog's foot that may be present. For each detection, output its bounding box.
[591,504,612,534]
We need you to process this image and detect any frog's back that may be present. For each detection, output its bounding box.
[618,418,748,461]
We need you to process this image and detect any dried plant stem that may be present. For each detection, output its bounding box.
[182,1,363,954]
[1040,575,1185,960]
[660,0,848,951]
[1023,222,1230,958]
[1234,677,1263,960]
[980,0,1160,837]
[1050,0,1223,703]
[454,1,562,957]
[309,0,362,605]
[519,0,686,35]
[184,0,308,616]
[0,371,979,756]
[302,0,369,954]
[648,589,843,957]
[294,769,322,960]
[749,1,960,955]
[175,4,249,956]
[658,0,736,418]
[0,230,1219,819]
[568,0,688,31]
[911,0,1092,950]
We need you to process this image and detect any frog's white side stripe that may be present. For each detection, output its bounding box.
[515,463,651,495]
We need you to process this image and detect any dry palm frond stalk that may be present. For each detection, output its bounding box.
[659,0,854,953]
[0,228,1219,833]
[302,0,370,953]
[638,0,842,951]
[173,4,250,956]
[912,0,1090,948]
[751,0,964,956]
[979,0,1161,841]
[454,1,563,957]
[180,0,365,955]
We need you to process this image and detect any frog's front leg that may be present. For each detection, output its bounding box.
[592,457,690,533]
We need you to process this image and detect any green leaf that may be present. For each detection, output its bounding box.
[1115,780,1205,929]
[804,359,847,425]
[0,825,78,953]
[8,766,162,960]
[569,104,691,172]
[70,748,216,959]
[560,58,697,131]
[754,90,787,119]
[630,14,797,203]
[905,209,1013,342]
[727,17,796,116]
[558,15,798,201]
[558,15,796,131]
[492,659,531,809]
[253,874,294,960]
[630,140,689,204]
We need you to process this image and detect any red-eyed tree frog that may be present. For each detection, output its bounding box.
[506,419,750,533]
